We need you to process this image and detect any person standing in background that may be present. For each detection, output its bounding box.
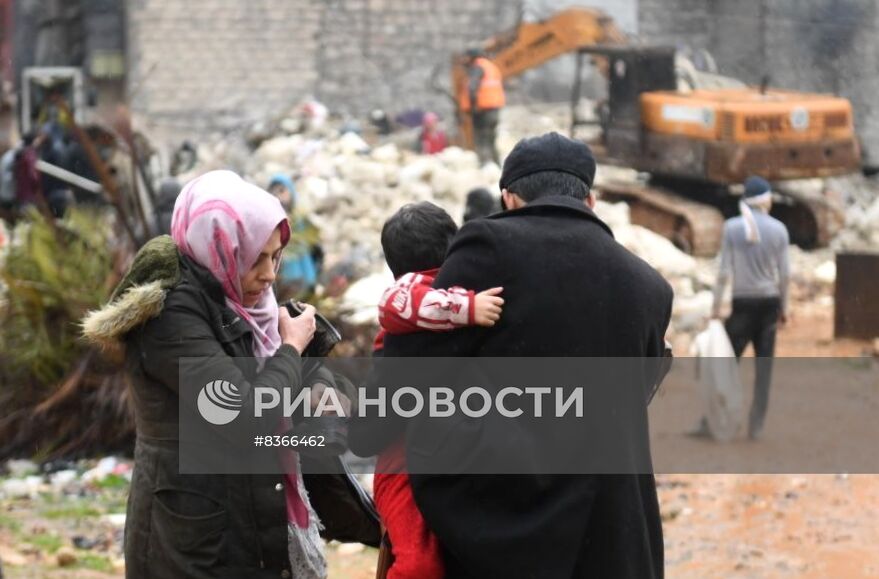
[12,132,42,212]
[458,49,505,165]
[462,187,499,223]
[153,178,182,235]
[711,175,791,440]
[418,112,448,155]
[268,174,324,300]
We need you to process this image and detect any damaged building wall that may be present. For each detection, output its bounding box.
[639,0,879,168]
[125,0,324,135]
[314,0,518,118]
[126,0,519,137]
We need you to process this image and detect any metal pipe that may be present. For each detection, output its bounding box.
[35,159,102,194]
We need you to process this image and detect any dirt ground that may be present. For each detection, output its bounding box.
[665,304,878,578]
[1,301,877,578]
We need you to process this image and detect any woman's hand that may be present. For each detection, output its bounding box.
[279,304,316,355]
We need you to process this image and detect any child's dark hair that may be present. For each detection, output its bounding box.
[381,201,458,278]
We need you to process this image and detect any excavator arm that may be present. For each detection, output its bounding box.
[450,7,626,148]
[486,8,626,79]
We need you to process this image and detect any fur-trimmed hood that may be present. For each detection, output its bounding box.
[81,235,181,352]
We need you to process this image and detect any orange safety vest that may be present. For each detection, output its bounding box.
[459,57,506,112]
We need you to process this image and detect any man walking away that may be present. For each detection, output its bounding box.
[459,49,505,165]
[712,175,790,439]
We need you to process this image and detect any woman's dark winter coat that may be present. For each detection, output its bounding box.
[83,237,378,578]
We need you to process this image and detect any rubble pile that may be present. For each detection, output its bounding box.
[0,458,132,501]
[828,173,879,251]
[189,131,502,272]
[178,104,874,347]
[594,200,714,337]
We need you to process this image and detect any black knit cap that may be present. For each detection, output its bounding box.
[499,132,596,191]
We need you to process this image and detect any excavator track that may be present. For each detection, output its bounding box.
[596,180,726,256]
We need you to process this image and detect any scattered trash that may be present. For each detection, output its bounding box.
[0,476,43,499]
[82,457,119,484]
[72,535,99,551]
[101,513,127,528]
[691,320,745,442]
[814,261,836,285]
[55,546,77,567]
[49,470,78,492]
[5,460,38,479]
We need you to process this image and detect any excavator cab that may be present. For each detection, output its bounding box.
[572,45,860,187]
[574,46,860,186]
[20,67,85,136]
[573,46,677,162]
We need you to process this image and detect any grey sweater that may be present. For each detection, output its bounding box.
[712,212,791,315]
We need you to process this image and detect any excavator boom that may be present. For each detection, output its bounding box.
[450,7,625,148]
[485,8,626,79]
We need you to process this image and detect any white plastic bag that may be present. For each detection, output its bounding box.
[691,320,744,441]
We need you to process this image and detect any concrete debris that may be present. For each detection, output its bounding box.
[611,220,698,279]
[179,104,875,341]
[829,174,879,252]
[49,470,78,492]
[813,261,836,285]
[673,291,715,335]
[0,476,43,499]
[337,272,393,327]
[5,459,38,478]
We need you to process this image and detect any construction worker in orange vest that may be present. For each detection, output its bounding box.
[459,48,506,164]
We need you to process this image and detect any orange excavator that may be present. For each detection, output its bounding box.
[447,8,861,255]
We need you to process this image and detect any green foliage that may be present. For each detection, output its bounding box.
[76,552,114,573]
[40,503,102,520]
[25,532,63,553]
[0,208,113,393]
[92,473,128,490]
[0,512,23,533]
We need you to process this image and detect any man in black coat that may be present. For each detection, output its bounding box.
[353,132,673,578]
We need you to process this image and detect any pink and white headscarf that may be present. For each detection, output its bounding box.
[171,171,318,534]
[170,170,291,359]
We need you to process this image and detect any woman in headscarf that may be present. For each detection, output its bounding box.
[268,173,323,301]
[83,170,343,578]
